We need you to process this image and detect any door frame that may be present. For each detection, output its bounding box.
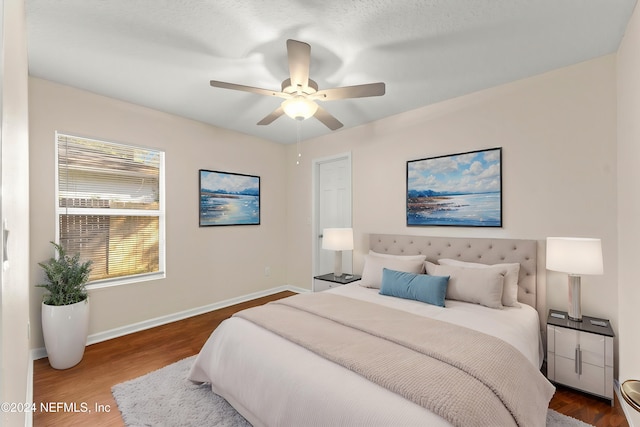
[311,152,353,282]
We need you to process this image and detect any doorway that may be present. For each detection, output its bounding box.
[313,153,352,277]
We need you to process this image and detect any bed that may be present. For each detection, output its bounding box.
[189,234,555,427]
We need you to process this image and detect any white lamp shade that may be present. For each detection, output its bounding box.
[322,228,354,251]
[546,237,603,275]
[282,96,318,120]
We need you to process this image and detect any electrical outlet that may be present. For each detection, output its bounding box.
[264,266,271,277]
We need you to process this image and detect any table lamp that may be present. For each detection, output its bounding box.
[322,228,354,278]
[546,237,603,321]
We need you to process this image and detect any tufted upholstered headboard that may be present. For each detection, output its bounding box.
[369,234,538,309]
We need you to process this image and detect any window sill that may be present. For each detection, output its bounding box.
[86,272,166,290]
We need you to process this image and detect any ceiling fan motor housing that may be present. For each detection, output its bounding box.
[281,78,318,95]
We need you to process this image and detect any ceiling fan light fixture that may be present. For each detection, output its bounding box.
[282,96,318,121]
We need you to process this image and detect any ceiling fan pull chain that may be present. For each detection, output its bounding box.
[296,120,302,165]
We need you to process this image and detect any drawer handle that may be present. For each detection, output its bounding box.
[578,348,582,375]
[575,345,583,375]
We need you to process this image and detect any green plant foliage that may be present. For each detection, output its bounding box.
[37,242,93,306]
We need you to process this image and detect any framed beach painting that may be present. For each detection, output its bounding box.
[406,148,502,227]
[199,169,260,226]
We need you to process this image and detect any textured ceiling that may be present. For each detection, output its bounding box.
[26,0,637,144]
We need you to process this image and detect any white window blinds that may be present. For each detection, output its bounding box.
[56,133,165,286]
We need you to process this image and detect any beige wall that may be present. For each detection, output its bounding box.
[617,2,640,424]
[1,0,31,425]
[287,55,618,345]
[29,78,288,348]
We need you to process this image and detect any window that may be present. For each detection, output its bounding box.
[56,133,165,288]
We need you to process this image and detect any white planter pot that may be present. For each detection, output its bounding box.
[41,298,90,369]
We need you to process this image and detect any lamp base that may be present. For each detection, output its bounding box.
[333,250,343,278]
[568,274,582,321]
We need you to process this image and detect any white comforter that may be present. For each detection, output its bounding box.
[189,284,544,427]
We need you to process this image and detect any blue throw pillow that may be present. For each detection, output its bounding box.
[379,268,449,307]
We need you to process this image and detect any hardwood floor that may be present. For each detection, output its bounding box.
[549,385,629,427]
[33,291,629,426]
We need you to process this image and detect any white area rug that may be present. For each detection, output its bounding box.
[112,355,593,427]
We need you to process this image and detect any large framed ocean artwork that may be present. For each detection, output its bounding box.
[406,148,502,227]
[199,169,260,226]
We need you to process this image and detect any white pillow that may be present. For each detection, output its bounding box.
[360,254,425,289]
[425,262,505,309]
[369,250,427,261]
[438,258,520,307]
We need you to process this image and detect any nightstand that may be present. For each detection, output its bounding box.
[546,309,614,404]
[313,273,361,292]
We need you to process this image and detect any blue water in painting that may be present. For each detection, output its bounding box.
[200,194,260,225]
[407,192,501,226]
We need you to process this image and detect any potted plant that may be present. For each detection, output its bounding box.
[37,242,92,369]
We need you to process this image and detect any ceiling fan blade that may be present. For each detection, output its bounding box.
[311,82,386,101]
[257,106,285,126]
[210,80,290,99]
[314,106,343,131]
[286,39,311,89]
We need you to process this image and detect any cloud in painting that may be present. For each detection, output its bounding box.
[407,149,500,195]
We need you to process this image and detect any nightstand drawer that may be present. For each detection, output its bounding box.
[314,279,337,292]
[313,278,361,292]
[555,356,607,397]
[554,328,606,367]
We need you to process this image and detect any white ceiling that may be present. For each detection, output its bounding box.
[26,0,637,144]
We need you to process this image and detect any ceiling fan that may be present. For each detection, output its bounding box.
[210,39,386,131]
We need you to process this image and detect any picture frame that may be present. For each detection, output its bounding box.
[406,147,502,227]
[199,169,260,226]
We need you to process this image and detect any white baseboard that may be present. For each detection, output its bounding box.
[31,285,309,360]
